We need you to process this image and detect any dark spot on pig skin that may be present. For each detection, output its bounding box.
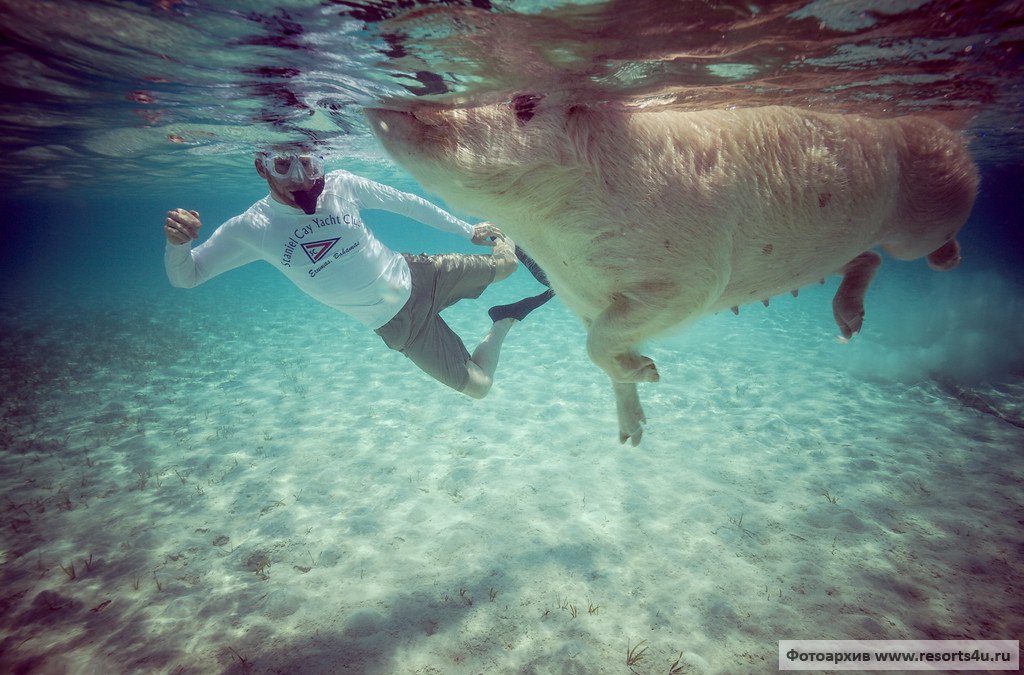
[512,94,542,126]
[762,243,774,255]
[818,192,832,207]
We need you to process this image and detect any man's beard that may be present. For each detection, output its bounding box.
[291,177,325,215]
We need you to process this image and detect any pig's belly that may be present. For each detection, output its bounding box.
[715,237,877,312]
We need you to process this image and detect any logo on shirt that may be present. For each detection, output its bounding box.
[279,210,358,268]
[302,238,340,263]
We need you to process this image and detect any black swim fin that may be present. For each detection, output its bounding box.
[515,245,550,287]
[488,289,555,322]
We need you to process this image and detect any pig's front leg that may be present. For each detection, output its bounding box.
[586,293,661,384]
[612,381,646,446]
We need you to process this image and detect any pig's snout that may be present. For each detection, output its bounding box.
[410,108,447,127]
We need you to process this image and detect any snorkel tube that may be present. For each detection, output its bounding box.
[292,177,325,215]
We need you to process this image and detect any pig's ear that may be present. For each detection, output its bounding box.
[510,94,543,126]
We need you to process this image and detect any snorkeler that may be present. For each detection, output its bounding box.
[163,148,522,398]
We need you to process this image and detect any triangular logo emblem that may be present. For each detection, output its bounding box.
[302,238,340,263]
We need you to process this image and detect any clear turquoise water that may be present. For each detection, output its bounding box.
[1,1,1022,672]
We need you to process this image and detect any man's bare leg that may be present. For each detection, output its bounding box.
[459,234,519,399]
[461,318,516,399]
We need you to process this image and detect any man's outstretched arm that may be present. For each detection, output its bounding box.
[348,174,475,239]
[163,208,258,288]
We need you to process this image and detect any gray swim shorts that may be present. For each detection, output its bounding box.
[375,253,496,392]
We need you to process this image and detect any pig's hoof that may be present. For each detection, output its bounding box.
[617,404,646,446]
[619,424,644,446]
[832,293,865,340]
[927,239,961,271]
[613,382,646,446]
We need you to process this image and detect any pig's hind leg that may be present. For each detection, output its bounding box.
[926,238,961,271]
[832,251,883,341]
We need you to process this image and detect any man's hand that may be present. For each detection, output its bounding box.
[165,208,201,245]
[471,222,506,246]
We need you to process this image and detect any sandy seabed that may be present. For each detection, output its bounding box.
[1,267,1021,674]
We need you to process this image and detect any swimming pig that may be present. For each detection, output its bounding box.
[366,101,978,445]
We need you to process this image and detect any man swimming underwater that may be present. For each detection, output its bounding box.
[163,147,550,397]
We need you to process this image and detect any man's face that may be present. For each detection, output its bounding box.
[255,153,326,215]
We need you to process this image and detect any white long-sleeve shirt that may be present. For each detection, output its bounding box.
[165,170,474,329]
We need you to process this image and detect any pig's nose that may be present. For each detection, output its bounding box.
[412,108,445,127]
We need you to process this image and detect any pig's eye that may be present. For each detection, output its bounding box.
[511,94,542,126]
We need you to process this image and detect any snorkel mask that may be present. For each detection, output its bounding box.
[259,151,326,214]
[260,152,325,182]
